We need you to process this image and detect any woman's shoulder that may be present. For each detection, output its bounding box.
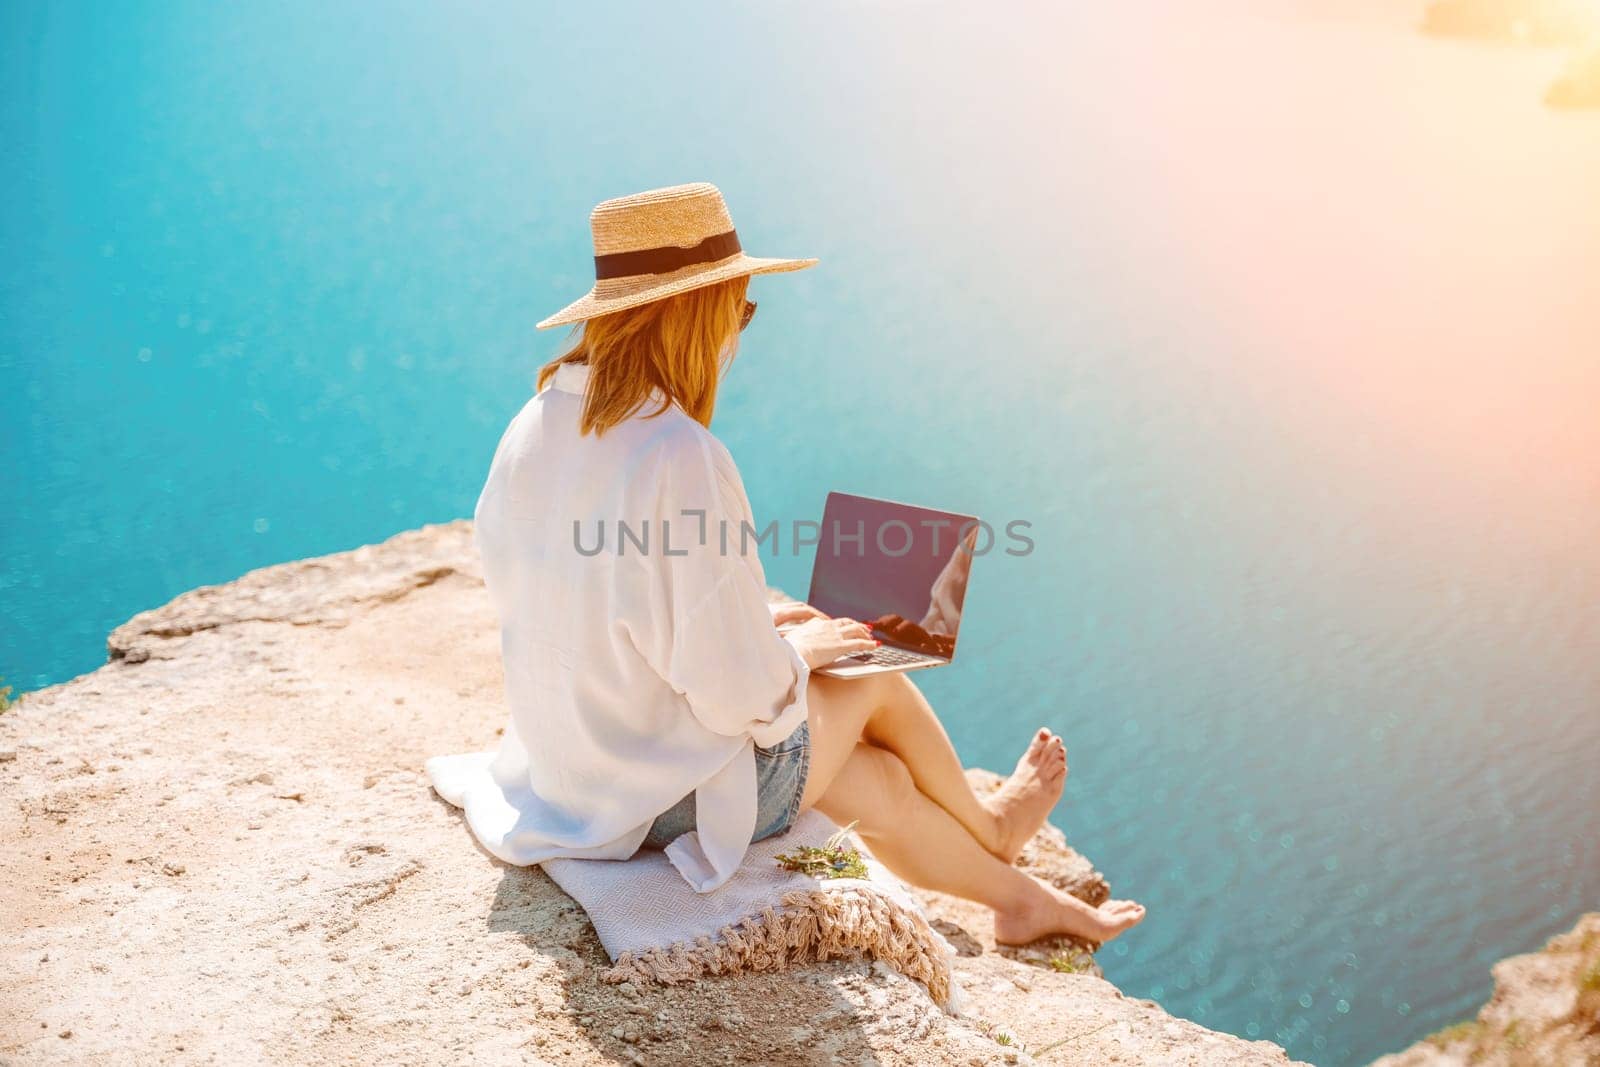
[630,407,737,476]
[617,410,747,520]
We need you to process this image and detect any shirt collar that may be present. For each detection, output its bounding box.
[547,360,673,410]
[550,361,590,394]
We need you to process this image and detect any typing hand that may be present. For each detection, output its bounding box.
[770,601,827,628]
[784,616,877,669]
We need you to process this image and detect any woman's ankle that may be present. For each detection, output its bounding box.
[988,870,1051,922]
[964,805,1007,858]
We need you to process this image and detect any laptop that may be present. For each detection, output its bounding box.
[794,492,979,679]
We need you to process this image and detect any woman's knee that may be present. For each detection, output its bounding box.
[808,674,878,741]
[881,670,922,700]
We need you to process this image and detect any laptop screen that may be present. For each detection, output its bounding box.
[806,492,979,660]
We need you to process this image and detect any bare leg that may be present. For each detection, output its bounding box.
[799,671,1066,861]
[816,744,1145,945]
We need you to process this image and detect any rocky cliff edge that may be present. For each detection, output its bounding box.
[1,521,1301,1065]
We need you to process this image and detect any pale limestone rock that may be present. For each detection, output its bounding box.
[1,521,1301,1065]
[1371,913,1600,1067]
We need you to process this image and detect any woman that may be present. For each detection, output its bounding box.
[428,183,1144,946]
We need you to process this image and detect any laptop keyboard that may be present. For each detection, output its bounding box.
[845,645,933,667]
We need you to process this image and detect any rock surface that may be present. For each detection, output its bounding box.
[1,521,1301,1065]
[1371,913,1600,1067]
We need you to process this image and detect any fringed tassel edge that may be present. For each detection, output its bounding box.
[602,886,954,1009]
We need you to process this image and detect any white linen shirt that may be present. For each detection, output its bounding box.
[427,360,810,893]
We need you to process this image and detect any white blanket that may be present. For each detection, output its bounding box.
[431,771,957,1008]
[543,810,911,957]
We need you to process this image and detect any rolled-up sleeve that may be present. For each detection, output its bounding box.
[626,429,809,748]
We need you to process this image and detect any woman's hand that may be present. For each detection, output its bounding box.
[784,616,877,669]
[770,601,826,627]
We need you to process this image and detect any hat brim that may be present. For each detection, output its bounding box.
[536,252,817,330]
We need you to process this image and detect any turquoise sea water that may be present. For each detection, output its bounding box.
[4,4,1598,1063]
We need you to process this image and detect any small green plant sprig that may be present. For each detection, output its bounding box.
[775,821,869,880]
[0,677,15,713]
[1047,951,1093,974]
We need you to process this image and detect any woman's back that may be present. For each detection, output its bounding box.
[461,359,809,884]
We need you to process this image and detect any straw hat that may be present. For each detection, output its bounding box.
[536,183,817,329]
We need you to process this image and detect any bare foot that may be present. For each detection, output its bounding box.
[992,879,1147,947]
[982,728,1067,862]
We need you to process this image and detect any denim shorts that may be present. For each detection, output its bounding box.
[640,722,811,850]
